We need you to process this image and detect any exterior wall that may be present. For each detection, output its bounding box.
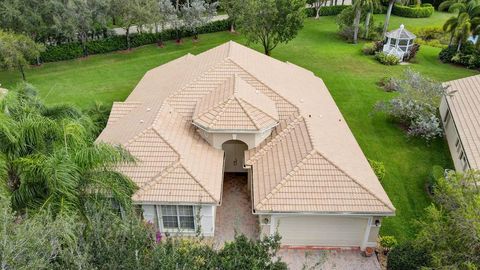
[141,204,216,237]
[223,140,248,172]
[197,129,273,150]
[440,98,470,171]
[270,215,381,250]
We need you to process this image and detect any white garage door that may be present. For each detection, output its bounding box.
[276,216,368,247]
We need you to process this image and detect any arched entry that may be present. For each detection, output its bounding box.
[222,140,248,173]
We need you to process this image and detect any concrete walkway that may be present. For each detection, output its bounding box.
[278,248,381,270]
[111,14,229,36]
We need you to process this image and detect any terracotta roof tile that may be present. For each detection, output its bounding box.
[97,41,394,214]
[444,75,480,169]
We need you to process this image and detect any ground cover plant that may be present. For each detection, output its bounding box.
[0,13,477,242]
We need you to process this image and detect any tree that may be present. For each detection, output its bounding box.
[382,0,395,38]
[109,0,149,50]
[69,0,109,57]
[182,0,218,40]
[0,31,44,81]
[364,0,380,39]
[0,84,136,216]
[153,0,177,46]
[221,0,245,31]
[352,0,377,43]
[238,0,307,55]
[307,0,326,19]
[441,0,480,51]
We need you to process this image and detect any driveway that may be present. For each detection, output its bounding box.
[278,248,381,270]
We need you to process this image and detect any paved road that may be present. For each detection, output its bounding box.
[111,14,229,36]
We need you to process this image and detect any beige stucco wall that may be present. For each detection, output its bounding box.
[197,129,273,150]
[440,98,469,171]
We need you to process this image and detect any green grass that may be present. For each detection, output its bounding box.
[0,12,477,242]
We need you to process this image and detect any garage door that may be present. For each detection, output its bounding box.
[276,216,368,247]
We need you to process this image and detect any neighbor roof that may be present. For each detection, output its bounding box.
[97,41,395,214]
[192,74,279,132]
[443,75,480,170]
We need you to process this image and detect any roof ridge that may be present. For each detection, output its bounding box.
[256,149,317,210]
[313,150,395,212]
[238,96,278,123]
[178,163,218,203]
[227,58,300,114]
[236,97,261,129]
[211,98,233,128]
[245,115,303,164]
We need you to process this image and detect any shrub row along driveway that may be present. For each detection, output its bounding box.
[0,13,476,242]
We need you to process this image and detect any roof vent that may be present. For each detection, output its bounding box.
[146,108,151,111]
[300,99,304,103]
[140,120,144,123]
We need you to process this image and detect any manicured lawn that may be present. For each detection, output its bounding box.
[0,12,476,242]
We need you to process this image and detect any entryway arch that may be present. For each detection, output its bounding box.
[222,140,248,173]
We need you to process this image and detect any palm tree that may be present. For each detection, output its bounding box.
[0,83,136,217]
[353,0,377,43]
[382,0,395,38]
[441,0,480,51]
[364,0,380,39]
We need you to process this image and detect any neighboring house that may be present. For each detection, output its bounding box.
[97,41,395,250]
[441,75,480,172]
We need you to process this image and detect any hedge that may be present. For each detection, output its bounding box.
[40,19,230,63]
[392,4,434,18]
[308,4,387,17]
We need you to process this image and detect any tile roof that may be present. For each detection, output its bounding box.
[193,75,278,131]
[97,41,394,214]
[443,75,480,169]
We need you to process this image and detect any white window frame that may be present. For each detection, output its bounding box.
[156,205,197,234]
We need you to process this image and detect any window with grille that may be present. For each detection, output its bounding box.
[160,205,195,230]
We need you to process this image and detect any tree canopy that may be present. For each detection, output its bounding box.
[238,0,307,55]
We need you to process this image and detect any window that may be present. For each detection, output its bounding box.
[161,205,195,231]
[443,109,451,126]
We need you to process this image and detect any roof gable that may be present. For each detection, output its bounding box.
[192,75,278,131]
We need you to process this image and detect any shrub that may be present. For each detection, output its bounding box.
[307,5,350,17]
[378,76,400,92]
[375,69,446,141]
[40,19,230,63]
[439,43,480,68]
[375,52,400,65]
[379,235,398,252]
[362,42,377,55]
[403,43,420,62]
[368,159,386,181]
[387,242,430,270]
[392,4,434,18]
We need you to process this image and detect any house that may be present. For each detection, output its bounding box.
[440,75,480,172]
[97,41,395,250]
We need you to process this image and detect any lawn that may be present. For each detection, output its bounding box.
[0,12,477,242]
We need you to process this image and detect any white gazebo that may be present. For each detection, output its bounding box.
[383,24,416,62]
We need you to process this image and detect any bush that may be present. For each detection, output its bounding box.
[392,4,434,18]
[403,43,420,62]
[439,43,480,68]
[362,42,377,55]
[379,235,398,252]
[368,159,386,181]
[375,52,400,65]
[307,5,350,17]
[40,19,230,63]
[387,242,430,270]
[378,76,400,92]
[375,69,446,141]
